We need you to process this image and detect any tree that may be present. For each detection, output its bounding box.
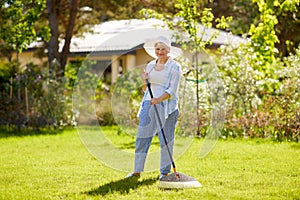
[45,0,104,77]
[44,0,180,77]
[0,0,45,59]
[90,0,180,21]
[274,0,300,56]
[0,0,46,129]
[206,0,259,34]
[47,0,79,77]
[246,0,300,77]
[206,0,300,56]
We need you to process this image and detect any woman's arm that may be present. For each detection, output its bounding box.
[150,92,170,105]
[165,63,182,99]
[141,67,149,92]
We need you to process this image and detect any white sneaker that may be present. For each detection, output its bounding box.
[125,172,140,179]
[159,174,168,180]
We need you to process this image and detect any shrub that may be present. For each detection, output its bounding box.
[0,58,110,130]
[218,44,300,141]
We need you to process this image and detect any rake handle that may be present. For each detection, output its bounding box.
[145,79,178,177]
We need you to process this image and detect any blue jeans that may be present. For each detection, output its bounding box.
[134,100,179,175]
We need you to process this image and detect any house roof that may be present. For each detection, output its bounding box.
[69,19,247,54]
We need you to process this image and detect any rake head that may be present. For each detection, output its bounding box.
[158,172,202,189]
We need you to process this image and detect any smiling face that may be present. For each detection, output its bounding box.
[154,42,170,61]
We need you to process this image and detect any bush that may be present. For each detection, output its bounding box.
[0,58,110,130]
[218,44,300,141]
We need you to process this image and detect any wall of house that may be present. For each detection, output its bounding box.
[10,50,47,70]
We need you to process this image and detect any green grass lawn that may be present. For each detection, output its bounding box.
[0,127,299,200]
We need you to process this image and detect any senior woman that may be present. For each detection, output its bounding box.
[126,36,182,180]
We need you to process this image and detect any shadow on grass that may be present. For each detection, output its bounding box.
[119,141,136,149]
[85,177,157,196]
[119,140,160,150]
[0,126,68,138]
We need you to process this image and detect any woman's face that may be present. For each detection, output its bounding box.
[155,42,170,60]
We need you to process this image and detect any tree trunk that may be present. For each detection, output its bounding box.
[47,0,60,75]
[59,0,78,75]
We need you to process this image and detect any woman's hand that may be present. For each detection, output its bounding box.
[150,98,161,105]
[141,68,148,81]
[150,93,170,105]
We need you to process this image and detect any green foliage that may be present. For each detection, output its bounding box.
[219,44,263,114]
[249,0,279,67]
[0,0,46,54]
[0,56,116,129]
[177,72,211,137]
[0,59,17,83]
[215,0,299,141]
[273,47,300,140]
[206,0,300,56]
[70,59,114,126]
[278,0,300,12]
[0,60,18,126]
[206,0,259,36]
[33,67,70,128]
[215,16,233,30]
[141,0,231,51]
[23,60,104,129]
[218,42,300,141]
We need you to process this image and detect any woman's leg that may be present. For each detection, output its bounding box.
[158,109,179,175]
[134,101,157,173]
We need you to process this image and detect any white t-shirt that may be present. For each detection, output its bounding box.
[144,67,167,100]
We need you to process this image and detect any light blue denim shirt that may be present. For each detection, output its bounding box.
[140,57,182,119]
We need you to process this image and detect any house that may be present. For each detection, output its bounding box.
[13,19,246,83]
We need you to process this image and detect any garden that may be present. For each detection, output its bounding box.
[0,0,300,199]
